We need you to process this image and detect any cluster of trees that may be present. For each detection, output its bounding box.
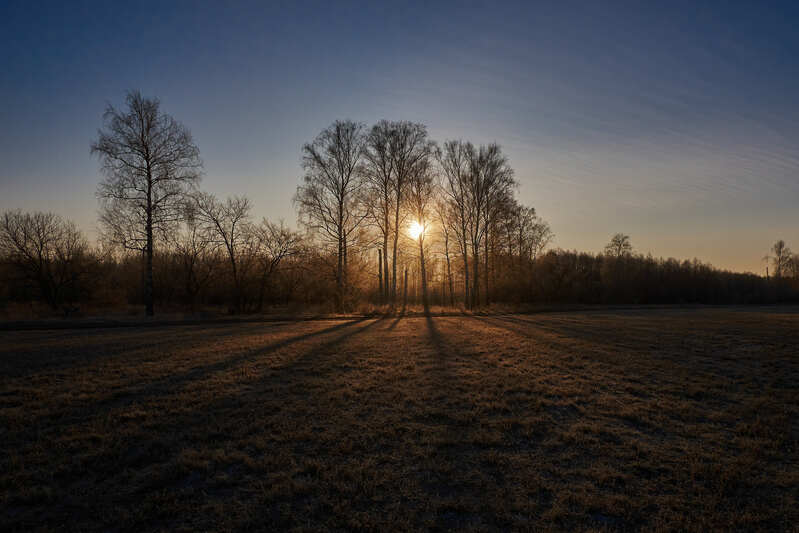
[524,235,798,305]
[0,208,309,315]
[1,91,797,316]
[294,119,553,311]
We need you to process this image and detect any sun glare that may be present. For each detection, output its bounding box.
[408,220,424,240]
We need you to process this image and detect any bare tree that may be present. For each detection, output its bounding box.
[467,143,514,308]
[483,186,516,305]
[765,239,792,279]
[294,120,367,312]
[407,158,436,311]
[253,219,302,310]
[387,121,435,306]
[192,192,254,313]
[438,140,473,307]
[363,121,395,303]
[172,208,217,312]
[92,91,202,315]
[434,197,456,306]
[529,217,554,260]
[605,233,633,258]
[0,211,90,311]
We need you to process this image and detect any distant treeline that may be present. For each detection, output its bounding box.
[1,210,797,317]
[1,91,797,316]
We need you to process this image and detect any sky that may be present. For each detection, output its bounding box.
[1,1,798,273]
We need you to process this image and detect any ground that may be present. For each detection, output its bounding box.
[1,308,797,532]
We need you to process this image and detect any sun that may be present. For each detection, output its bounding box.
[408,220,424,240]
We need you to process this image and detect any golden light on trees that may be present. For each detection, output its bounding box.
[408,220,424,240]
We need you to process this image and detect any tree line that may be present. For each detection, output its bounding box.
[1,91,797,316]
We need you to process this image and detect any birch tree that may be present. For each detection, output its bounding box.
[92,91,202,315]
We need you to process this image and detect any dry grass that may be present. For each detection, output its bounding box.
[1,308,797,531]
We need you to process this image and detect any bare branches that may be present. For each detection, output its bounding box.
[191,192,254,312]
[765,240,793,279]
[605,233,633,258]
[92,90,202,315]
[0,210,90,310]
[295,120,367,311]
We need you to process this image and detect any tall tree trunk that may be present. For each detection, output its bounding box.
[343,232,348,308]
[461,218,470,308]
[336,233,343,313]
[392,206,400,305]
[471,241,480,309]
[444,234,454,306]
[378,248,383,302]
[484,232,490,306]
[145,179,154,316]
[419,238,429,312]
[402,266,408,311]
[383,201,390,306]
[462,251,469,309]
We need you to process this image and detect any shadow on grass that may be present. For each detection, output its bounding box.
[27,318,373,426]
[264,315,390,378]
[116,316,391,431]
[420,312,495,530]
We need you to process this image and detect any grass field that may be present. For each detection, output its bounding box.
[1,309,797,531]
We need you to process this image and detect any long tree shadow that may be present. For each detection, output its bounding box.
[0,321,300,381]
[387,314,403,331]
[25,318,371,427]
[493,313,657,351]
[261,315,389,380]
[420,313,499,529]
[115,316,390,433]
[465,314,611,361]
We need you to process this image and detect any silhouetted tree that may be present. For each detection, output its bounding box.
[605,233,633,258]
[363,121,395,303]
[467,143,514,307]
[0,210,90,311]
[253,219,302,311]
[386,121,435,306]
[434,197,456,306]
[171,210,217,311]
[92,90,202,315]
[765,239,792,279]
[295,120,367,312]
[530,217,554,260]
[438,140,473,307]
[193,192,254,313]
[407,157,435,311]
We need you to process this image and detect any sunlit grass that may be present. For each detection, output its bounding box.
[1,309,797,530]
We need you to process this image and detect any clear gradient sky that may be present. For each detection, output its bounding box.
[2,1,798,273]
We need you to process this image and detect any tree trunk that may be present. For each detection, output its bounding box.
[445,245,454,307]
[378,248,383,302]
[402,266,408,311]
[471,242,480,309]
[392,208,400,305]
[342,232,348,309]
[336,233,343,313]
[484,233,490,306]
[460,218,469,308]
[383,203,390,305]
[419,238,429,312]
[145,180,154,316]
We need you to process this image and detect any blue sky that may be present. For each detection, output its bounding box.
[2,1,798,272]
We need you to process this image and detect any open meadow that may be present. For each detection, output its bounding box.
[1,308,798,531]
